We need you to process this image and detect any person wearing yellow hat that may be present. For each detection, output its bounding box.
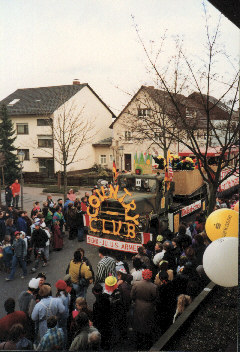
[103,275,125,348]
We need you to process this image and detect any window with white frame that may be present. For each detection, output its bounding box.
[138,109,151,118]
[109,155,113,163]
[125,131,132,141]
[100,155,107,164]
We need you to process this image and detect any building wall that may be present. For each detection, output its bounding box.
[93,146,113,169]
[53,86,113,172]
[11,115,53,172]
[10,85,113,173]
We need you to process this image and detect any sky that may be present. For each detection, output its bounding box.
[0,0,239,115]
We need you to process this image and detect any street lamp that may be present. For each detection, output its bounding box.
[119,146,124,171]
[17,150,25,210]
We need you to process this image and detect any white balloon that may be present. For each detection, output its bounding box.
[203,237,238,287]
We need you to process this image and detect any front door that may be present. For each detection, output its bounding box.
[39,159,54,176]
[124,154,132,171]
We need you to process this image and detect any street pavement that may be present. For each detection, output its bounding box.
[0,186,133,320]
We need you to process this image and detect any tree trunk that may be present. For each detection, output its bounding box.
[207,183,218,216]
[63,163,67,202]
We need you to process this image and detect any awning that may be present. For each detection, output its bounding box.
[178,147,226,157]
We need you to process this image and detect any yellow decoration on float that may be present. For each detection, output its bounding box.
[87,185,139,238]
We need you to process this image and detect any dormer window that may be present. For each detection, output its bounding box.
[138,109,151,118]
[8,99,20,106]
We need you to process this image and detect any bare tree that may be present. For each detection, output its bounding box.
[36,94,95,200]
[52,100,95,200]
[132,6,239,214]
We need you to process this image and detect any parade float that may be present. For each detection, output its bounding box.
[86,151,209,253]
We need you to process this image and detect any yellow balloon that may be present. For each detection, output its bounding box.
[206,208,239,241]
[234,201,239,212]
[0,253,3,258]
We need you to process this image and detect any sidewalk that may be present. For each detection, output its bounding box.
[0,186,91,214]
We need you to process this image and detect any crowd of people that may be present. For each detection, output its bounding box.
[0,183,238,351]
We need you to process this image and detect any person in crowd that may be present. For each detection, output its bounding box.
[0,323,32,351]
[37,316,65,351]
[155,270,176,333]
[23,211,32,237]
[53,220,63,250]
[104,275,125,346]
[5,231,27,281]
[5,184,13,207]
[77,247,95,283]
[88,330,101,351]
[67,250,93,298]
[55,280,70,344]
[115,252,130,274]
[18,278,40,341]
[42,201,53,229]
[194,214,205,233]
[171,237,182,266]
[52,205,65,233]
[80,196,88,212]
[18,278,40,317]
[133,246,151,268]
[153,242,164,267]
[185,247,198,269]
[69,312,99,351]
[46,194,55,209]
[0,298,28,342]
[76,203,86,242]
[67,203,77,240]
[69,297,93,345]
[95,246,116,285]
[30,221,49,272]
[16,210,28,233]
[116,269,132,337]
[0,211,6,242]
[130,257,144,282]
[92,283,111,350]
[173,294,192,323]
[131,269,157,350]
[63,274,77,313]
[155,260,174,284]
[31,202,41,219]
[193,234,207,266]
[11,179,20,209]
[2,235,13,272]
[67,189,76,202]
[162,241,177,272]
[176,224,192,251]
[31,284,65,342]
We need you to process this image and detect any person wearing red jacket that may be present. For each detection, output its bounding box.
[11,179,21,209]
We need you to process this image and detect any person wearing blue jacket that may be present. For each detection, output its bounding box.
[16,211,27,234]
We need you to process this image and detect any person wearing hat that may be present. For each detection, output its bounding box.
[18,278,41,317]
[55,280,70,344]
[104,275,125,347]
[18,277,41,341]
[31,284,65,342]
[131,269,157,350]
[5,231,27,281]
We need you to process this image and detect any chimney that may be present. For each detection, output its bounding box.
[73,79,80,85]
